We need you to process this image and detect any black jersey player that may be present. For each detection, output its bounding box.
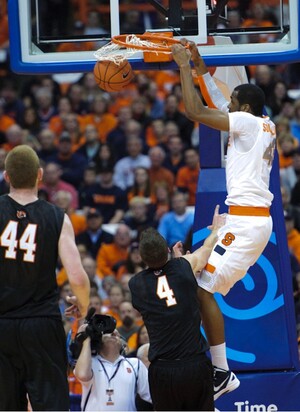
[0,145,90,411]
[129,206,223,411]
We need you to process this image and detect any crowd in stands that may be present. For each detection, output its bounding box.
[1,0,300,403]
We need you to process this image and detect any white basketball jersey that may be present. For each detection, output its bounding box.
[225,112,276,207]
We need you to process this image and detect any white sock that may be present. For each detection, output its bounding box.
[210,343,229,370]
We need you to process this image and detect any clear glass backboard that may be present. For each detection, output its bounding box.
[7,0,300,74]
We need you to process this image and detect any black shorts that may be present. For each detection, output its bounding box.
[0,317,70,411]
[149,353,214,411]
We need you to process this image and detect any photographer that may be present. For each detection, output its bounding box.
[74,315,151,411]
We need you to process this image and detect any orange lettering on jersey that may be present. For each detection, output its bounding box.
[93,194,115,204]
[221,232,235,246]
[263,122,276,136]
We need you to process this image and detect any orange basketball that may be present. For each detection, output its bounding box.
[93,60,134,93]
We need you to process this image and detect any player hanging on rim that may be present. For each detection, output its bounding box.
[171,39,276,400]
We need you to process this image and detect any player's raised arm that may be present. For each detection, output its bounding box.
[183,205,225,273]
[172,43,229,131]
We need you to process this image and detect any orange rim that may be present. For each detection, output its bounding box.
[112,34,182,52]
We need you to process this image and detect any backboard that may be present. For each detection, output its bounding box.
[8,0,300,74]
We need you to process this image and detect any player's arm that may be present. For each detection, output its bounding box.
[180,39,229,112]
[182,205,225,273]
[172,43,229,131]
[59,214,90,319]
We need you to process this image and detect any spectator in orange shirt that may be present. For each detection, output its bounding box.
[278,132,299,169]
[105,283,126,327]
[60,112,86,152]
[53,190,87,236]
[117,300,140,351]
[49,96,74,136]
[0,1,9,50]
[96,224,132,278]
[0,100,15,135]
[145,118,168,149]
[285,211,300,265]
[127,166,154,204]
[127,323,149,358]
[153,70,181,97]
[148,145,175,195]
[176,147,200,206]
[84,94,118,143]
[116,241,146,280]
[152,182,171,223]
[241,2,276,43]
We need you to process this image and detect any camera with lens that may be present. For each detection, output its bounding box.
[85,313,117,341]
[69,310,117,361]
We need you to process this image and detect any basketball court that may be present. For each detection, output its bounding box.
[7,0,300,410]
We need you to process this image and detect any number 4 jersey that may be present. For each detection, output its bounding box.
[129,258,209,362]
[0,195,64,318]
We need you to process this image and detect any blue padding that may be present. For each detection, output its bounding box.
[197,168,226,192]
[216,371,300,411]
[199,125,222,168]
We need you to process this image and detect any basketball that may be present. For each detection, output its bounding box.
[93,60,134,93]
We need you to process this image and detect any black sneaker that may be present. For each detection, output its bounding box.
[213,367,240,400]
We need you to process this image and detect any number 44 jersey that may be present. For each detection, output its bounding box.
[0,195,64,318]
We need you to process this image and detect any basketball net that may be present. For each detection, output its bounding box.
[94,33,182,65]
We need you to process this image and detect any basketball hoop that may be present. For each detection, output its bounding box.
[94,33,185,65]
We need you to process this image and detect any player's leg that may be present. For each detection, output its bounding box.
[197,287,240,400]
[20,318,70,411]
[148,362,177,410]
[197,287,225,346]
[0,319,28,411]
[197,214,272,399]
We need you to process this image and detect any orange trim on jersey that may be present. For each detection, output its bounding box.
[197,76,218,109]
[204,263,216,274]
[229,206,270,217]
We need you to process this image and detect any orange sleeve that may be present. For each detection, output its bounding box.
[0,115,15,132]
[96,244,114,277]
[127,332,138,352]
[70,214,87,236]
[197,76,218,109]
[176,167,187,188]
